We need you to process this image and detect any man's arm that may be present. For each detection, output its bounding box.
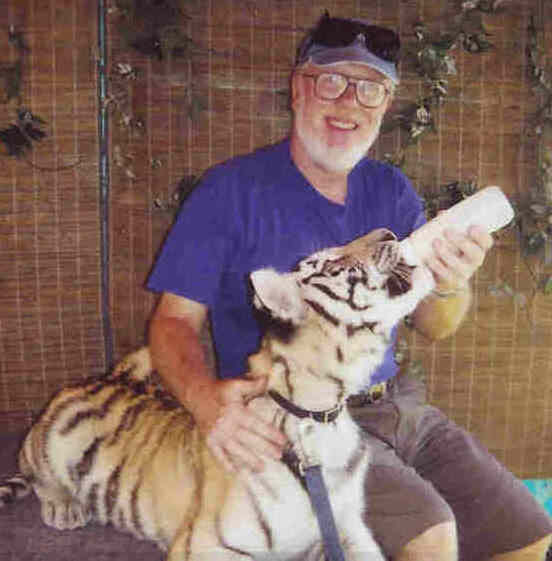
[410,283,472,340]
[410,226,493,340]
[149,292,287,472]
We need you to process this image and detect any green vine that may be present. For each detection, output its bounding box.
[110,0,207,124]
[0,28,49,160]
[516,15,552,277]
[0,26,28,104]
[383,2,499,165]
[153,174,201,213]
[380,4,552,300]
[111,0,195,60]
[107,0,208,187]
[0,109,46,157]
[419,179,479,220]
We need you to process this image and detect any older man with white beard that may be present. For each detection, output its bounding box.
[146,12,552,561]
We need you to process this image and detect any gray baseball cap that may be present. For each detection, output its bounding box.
[296,15,400,85]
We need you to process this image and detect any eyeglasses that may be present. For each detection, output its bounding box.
[299,72,391,108]
[297,11,401,65]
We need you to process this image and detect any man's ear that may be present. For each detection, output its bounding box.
[250,269,306,325]
[290,71,300,107]
[383,87,395,112]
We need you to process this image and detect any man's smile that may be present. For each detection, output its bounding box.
[326,116,359,131]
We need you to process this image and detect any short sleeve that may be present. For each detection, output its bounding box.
[391,168,426,240]
[147,167,240,307]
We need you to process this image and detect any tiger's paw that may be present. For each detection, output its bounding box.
[41,498,90,530]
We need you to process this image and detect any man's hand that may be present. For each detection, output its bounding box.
[193,377,288,473]
[424,225,493,291]
[411,225,494,340]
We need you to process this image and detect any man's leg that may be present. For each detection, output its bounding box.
[349,407,458,559]
[488,535,552,561]
[350,373,552,560]
[396,529,552,561]
[395,521,458,561]
[407,404,552,561]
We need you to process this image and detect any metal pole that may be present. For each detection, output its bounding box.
[97,0,113,368]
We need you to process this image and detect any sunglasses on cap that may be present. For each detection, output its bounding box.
[297,11,401,65]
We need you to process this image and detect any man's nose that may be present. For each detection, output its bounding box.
[338,83,358,106]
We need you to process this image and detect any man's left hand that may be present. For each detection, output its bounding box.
[425,225,494,291]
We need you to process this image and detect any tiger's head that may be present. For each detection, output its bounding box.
[250,229,434,395]
[251,229,434,335]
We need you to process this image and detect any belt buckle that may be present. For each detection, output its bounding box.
[347,379,390,407]
[367,381,387,403]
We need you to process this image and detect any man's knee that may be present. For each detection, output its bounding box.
[488,533,552,560]
[395,521,458,561]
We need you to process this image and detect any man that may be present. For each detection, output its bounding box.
[147,13,552,561]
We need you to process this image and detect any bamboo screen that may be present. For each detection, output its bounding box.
[1,0,551,479]
[1,2,104,431]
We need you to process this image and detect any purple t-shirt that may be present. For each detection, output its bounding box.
[147,139,425,383]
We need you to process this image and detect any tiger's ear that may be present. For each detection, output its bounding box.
[250,269,306,325]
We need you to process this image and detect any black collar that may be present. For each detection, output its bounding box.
[268,390,344,423]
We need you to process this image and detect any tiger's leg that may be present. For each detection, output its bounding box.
[19,433,90,530]
[342,515,387,561]
[33,481,90,530]
[167,521,252,561]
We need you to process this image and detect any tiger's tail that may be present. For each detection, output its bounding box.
[0,474,32,508]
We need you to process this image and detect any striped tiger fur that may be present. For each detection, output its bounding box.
[0,229,434,561]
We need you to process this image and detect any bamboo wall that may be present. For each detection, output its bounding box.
[1,0,551,479]
[1,1,103,430]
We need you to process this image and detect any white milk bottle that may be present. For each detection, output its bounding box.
[401,186,515,264]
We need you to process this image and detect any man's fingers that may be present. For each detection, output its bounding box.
[216,404,287,455]
[444,229,487,268]
[427,226,493,288]
[242,376,269,401]
[468,224,494,248]
[236,421,285,460]
[427,239,468,285]
[222,376,268,403]
[208,440,237,473]
[205,400,287,473]
[236,406,288,449]
[215,394,287,449]
[207,424,271,472]
[223,438,265,472]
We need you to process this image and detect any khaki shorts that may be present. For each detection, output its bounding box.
[348,374,552,560]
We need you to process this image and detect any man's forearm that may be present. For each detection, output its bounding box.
[149,310,285,472]
[411,284,472,340]
[149,314,217,414]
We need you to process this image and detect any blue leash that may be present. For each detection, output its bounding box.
[303,464,346,561]
[270,390,348,561]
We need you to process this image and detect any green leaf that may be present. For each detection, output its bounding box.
[432,35,456,51]
[544,277,552,295]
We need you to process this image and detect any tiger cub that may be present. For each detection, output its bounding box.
[0,229,433,561]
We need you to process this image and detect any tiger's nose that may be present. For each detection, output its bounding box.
[371,242,400,273]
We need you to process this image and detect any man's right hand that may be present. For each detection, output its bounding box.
[149,293,286,473]
[193,376,288,473]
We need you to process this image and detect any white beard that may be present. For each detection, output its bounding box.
[295,113,383,174]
